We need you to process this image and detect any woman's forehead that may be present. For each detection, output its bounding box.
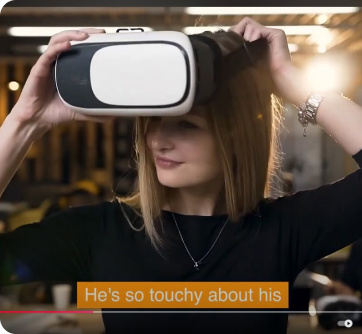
[144,106,207,122]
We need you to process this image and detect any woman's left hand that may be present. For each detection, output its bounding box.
[229,17,310,105]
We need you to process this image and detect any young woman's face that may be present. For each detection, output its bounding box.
[146,108,224,191]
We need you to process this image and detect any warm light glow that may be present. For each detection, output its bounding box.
[308,272,332,285]
[315,14,329,25]
[8,81,20,91]
[271,26,328,36]
[288,44,299,53]
[37,45,48,53]
[8,27,153,37]
[183,25,328,36]
[308,302,317,316]
[309,28,333,46]
[304,58,345,92]
[185,7,359,15]
[183,26,229,34]
[317,45,327,53]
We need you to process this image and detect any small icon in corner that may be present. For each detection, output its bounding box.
[337,319,353,328]
[0,320,13,334]
[345,319,353,328]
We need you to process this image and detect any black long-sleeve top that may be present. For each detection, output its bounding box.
[1,150,362,334]
[341,238,362,293]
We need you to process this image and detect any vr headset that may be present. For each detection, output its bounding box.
[54,29,267,116]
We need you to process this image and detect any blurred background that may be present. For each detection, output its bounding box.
[1,6,362,333]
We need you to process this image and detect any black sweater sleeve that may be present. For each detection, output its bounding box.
[0,202,108,286]
[352,149,362,167]
[272,149,362,278]
[340,239,362,291]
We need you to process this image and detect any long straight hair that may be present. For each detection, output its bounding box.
[116,30,283,253]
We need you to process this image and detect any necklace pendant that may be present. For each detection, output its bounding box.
[194,261,203,270]
[172,212,229,272]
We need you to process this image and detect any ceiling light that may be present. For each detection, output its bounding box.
[183,25,327,36]
[8,27,153,37]
[288,44,299,53]
[268,26,328,35]
[37,45,48,53]
[8,81,20,91]
[315,14,329,25]
[185,7,359,15]
[183,26,230,34]
[317,45,327,53]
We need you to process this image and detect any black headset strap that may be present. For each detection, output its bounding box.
[222,38,268,78]
[189,34,223,106]
[189,35,268,106]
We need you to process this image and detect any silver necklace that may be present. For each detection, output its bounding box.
[171,212,229,271]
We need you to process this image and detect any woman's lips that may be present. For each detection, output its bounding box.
[155,157,183,169]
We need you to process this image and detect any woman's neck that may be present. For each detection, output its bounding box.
[164,187,226,216]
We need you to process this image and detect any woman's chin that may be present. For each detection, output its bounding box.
[157,178,188,188]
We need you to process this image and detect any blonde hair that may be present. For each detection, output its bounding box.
[116,29,282,253]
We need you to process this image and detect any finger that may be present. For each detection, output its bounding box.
[242,24,255,41]
[48,30,90,46]
[34,28,106,78]
[48,28,105,46]
[228,18,248,34]
[31,41,74,79]
[77,27,106,34]
[33,32,92,76]
[250,30,263,42]
[229,17,262,35]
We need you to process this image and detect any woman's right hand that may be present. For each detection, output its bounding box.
[9,28,113,135]
[229,17,309,106]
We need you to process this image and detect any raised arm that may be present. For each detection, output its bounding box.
[0,28,111,198]
[230,17,362,156]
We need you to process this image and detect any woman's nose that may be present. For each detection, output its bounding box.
[149,121,175,150]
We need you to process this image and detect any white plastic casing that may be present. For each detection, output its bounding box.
[55,31,197,116]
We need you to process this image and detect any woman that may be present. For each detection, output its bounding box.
[1,17,362,334]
